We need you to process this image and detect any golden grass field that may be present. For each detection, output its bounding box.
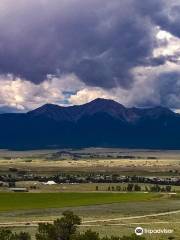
[0,148,180,174]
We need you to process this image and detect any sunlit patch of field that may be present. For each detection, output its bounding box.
[0,158,180,174]
[0,148,180,174]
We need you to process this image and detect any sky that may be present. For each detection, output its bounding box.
[0,0,180,112]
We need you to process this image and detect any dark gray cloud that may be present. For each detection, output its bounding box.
[156,72,180,108]
[0,0,170,89]
[0,0,179,95]
[129,70,180,109]
[151,2,180,38]
[136,0,180,39]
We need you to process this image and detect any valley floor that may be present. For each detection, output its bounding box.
[0,148,179,239]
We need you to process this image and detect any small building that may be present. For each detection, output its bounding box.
[44,181,57,185]
[10,188,28,192]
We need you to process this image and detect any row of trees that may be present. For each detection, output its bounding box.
[0,211,147,240]
[96,184,172,192]
[1,172,180,186]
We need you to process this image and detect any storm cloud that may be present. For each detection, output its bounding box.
[0,0,180,110]
[0,0,170,88]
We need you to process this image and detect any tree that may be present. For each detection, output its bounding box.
[36,211,81,240]
[134,184,141,191]
[166,185,171,192]
[36,223,55,240]
[150,184,161,192]
[8,181,16,188]
[127,184,134,192]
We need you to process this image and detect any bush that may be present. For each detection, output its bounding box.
[73,230,100,240]
[0,229,31,240]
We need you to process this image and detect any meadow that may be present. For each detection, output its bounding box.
[0,192,159,212]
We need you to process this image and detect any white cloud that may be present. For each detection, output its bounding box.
[0,73,84,111]
[69,88,116,105]
[154,28,180,62]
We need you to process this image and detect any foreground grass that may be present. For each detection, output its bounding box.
[0,192,160,212]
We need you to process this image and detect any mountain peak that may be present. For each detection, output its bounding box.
[88,98,123,106]
[84,98,125,110]
[89,98,117,103]
[27,98,127,122]
[27,98,176,123]
[27,103,67,121]
[28,103,62,115]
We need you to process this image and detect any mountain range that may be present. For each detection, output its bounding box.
[0,98,180,150]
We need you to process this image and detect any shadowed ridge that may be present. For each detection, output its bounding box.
[0,98,179,149]
[27,103,70,121]
[131,105,175,119]
[27,98,128,122]
[27,98,176,123]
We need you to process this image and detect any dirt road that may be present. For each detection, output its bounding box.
[0,209,179,227]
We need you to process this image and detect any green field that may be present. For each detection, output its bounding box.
[0,192,159,211]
